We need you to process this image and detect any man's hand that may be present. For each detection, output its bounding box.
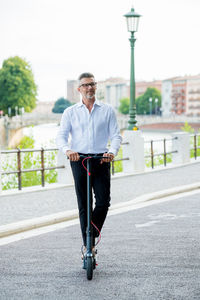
[66,150,80,161]
[100,152,114,164]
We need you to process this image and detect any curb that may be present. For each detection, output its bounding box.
[0,182,200,239]
[0,209,78,238]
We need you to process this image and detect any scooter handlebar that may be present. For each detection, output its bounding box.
[67,154,105,160]
[79,155,105,159]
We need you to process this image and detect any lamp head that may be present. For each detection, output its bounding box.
[124,7,141,32]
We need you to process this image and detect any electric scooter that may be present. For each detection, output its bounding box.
[80,155,105,280]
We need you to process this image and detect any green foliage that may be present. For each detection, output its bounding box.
[145,152,172,168]
[112,146,172,172]
[1,135,58,190]
[181,122,200,158]
[181,122,194,133]
[17,135,35,149]
[52,97,73,113]
[0,56,37,115]
[118,98,130,115]
[112,147,123,173]
[136,87,161,115]
[144,122,200,169]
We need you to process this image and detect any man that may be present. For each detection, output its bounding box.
[56,72,122,257]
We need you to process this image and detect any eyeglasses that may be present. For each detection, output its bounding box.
[79,82,97,88]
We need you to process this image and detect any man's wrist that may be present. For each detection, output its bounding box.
[108,149,117,156]
[108,152,115,158]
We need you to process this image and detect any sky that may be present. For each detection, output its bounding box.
[0,0,200,102]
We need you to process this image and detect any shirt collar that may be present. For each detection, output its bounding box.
[77,98,102,107]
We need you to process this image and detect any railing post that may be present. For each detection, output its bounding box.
[0,148,2,194]
[172,132,190,165]
[150,140,154,169]
[194,135,197,160]
[111,161,115,175]
[41,148,45,187]
[163,138,167,166]
[122,130,145,174]
[17,148,22,190]
[57,150,74,185]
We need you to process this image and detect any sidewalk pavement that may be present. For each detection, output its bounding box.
[0,162,200,238]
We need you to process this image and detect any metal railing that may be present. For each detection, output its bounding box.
[190,133,200,159]
[108,142,130,175]
[0,144,130,190]
[144,137,178,169]
[1,148,64,190]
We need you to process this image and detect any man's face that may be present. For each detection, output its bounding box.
[78,77,97,100]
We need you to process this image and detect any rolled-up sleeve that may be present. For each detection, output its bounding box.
[108,107,122,156]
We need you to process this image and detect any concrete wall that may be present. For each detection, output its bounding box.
[32,101,55,114]
[0,118,23,149]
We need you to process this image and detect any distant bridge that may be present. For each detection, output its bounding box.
[0,112,200,148]
[0,113,61,148]
[5,112,61,129]
[118,115,200,131]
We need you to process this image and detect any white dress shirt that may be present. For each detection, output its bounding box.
[56,99,122,156]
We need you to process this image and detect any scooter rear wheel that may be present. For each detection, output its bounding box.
[87,257,93,280]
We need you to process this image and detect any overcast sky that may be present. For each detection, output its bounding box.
[0,0,200,102]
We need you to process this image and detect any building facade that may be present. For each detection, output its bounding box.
[67,77,129,110]
[104,78,129,110]
[186,75,200,116]
[171,78,187,115]
[67,75,200,116]
[161,79,174,116]
[135,80,162,98]
[67,80,80,103]
[162,75,200,116]
[66,77,163,111]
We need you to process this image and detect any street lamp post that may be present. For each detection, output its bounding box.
[15,106,18,116]
[155,98,158,115]
[149,97,152,115]
[8,107,11,117]
[124,7,141,130]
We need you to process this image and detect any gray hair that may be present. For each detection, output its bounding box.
[78,72,95,82]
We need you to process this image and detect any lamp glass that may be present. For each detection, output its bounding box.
[126,16,140,32]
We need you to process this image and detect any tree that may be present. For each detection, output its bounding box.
[52,97,73,113]
[136,87,161,115]
[118,97,130,115]
[0,56,37,115]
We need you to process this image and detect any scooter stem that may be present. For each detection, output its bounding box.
[86,158,92,254]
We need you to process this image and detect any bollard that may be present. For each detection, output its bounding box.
[57,150,74,185]
[172,132,190,165]
[122,130,145,174]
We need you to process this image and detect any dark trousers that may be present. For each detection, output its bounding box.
[70,157,111,246]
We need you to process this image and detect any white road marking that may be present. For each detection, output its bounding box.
[0,189,200,246]
[148,213,178,220]
[135,210,200,229]
[135,220,160,228]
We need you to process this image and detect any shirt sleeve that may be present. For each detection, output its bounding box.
[56,109,71,155]
[108,107,122,156]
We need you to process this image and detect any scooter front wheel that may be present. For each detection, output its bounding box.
[87,256,93,280]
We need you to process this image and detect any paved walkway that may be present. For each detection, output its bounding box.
[1,191,200,299]
[0,162,200,226]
